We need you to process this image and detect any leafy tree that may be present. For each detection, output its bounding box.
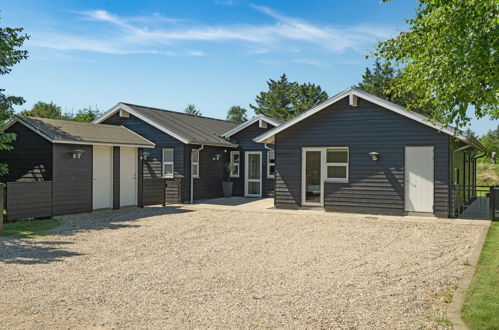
[20,101,69,119]
[356,60,437,117]
[226,105,248,123]
[0,19,29,175]
[72,107,102,122]
[374,0,499,127]
[184,104,202,116]
[250,74,328,119]
[480,125,499,161]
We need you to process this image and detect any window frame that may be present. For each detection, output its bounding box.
[191,149,200,179]
[324,147,349,183]
[267,150,275,179]
[229,151,240,178]
[162,148,174,178]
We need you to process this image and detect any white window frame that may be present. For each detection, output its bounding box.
[229,151,240,178]
[324,147,349,183]
[267,150,275,179]
[162,148,174,178]
[191,149,200,179]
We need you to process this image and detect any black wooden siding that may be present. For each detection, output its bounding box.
[6,181,53,221]
[52,144,93,216]
[103,113,185,203]
[230,122,276,197]
[275,97,450,217]
[113,146,120,209]
[0,122,53,183]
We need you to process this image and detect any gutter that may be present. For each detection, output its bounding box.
[191,144,204,204]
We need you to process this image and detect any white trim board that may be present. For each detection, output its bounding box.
[254,87,478,147]
[222,115,283,138]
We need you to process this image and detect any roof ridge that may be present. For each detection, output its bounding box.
[121,102,235,124]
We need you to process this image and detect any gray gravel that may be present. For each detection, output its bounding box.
[0,207,483,329]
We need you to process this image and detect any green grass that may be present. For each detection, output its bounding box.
[0,218,60,238]
[476,163,499,186]
[462,221,499,329]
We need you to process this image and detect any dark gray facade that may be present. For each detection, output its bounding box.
[229,122,276,198]
[274,96,451,217]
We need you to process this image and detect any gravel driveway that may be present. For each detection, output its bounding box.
[0,206,484,329]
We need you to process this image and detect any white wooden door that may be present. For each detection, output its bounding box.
[92,146,113,210]
[405,146,434,212]
[120,147,137,207]
[245,151,262,197]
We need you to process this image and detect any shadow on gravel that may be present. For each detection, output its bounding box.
[53,205,194,236]
[0,239,83,264]
[0,206,193,265]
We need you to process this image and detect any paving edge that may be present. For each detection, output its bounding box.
[447,221,491,330]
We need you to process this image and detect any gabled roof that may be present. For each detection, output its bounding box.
[94,103,239,148]
[5,116,155,148]
[255,87,484,150]
[221,114,285,138]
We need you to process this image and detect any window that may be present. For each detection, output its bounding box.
[229,151,240,178]
[192,149,200,178]
[162,148,174,178]
[455,168,460,184]
[325,147,348,183]
[267,150,275,179]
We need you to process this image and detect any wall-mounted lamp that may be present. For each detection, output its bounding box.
[139,151,149,161]
[71,149,85,159]
[213,153,222,161]
[369,152,380,161]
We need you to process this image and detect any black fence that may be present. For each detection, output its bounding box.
[451,185,497,220]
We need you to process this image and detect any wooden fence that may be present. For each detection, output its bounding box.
[6,181,53,221]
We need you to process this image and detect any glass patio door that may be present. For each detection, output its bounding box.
[245,151,262,197]
[302,148,324,205]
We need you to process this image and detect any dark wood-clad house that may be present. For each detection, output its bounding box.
[255,87,484,218]
[0,116,154,220]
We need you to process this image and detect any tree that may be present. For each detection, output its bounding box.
[184,104,202,116]
[356,60,437,117]
[226,105,248,123]
[250,74,328,119]
[374,0,499,127]
[480,125,499,161]
[20,101,68,119]
[72,107,102,122]
[0,19,29,175]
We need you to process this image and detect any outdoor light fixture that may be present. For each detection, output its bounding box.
[369,152,380,161]
[139,151,149,161]
[213,153,222,161]
[71,149,85,159]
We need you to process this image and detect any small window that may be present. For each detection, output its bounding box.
[267,150,275,179]
[230,151,240,178]
[455,168,460,184]
[192,149,200,178]
[162,148,174,178]
[325,147,348,183]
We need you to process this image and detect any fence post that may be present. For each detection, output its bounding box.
[491,186,496,221]
[0,183,4,234]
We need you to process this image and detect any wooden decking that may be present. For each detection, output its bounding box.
[458,197,490,220]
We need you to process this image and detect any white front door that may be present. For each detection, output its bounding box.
[245,151,262,197]
[302,148,324,206]
[92,146,113,210]
[405,146,434,212]
[120,147,137,207]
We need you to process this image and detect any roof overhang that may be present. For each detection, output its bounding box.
[3,116,155,148]
[254,87,484,151]
[222,115,283,138]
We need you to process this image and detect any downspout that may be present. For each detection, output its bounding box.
[190,145,204,204]
[264,144,274,151]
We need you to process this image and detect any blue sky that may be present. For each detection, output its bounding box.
[1,0,495,135]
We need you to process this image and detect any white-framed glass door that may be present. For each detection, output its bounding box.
[245,151,262,197]
[302,148,325,206]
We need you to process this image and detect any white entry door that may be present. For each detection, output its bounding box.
[92,146,113,210]
[245,151,262,197]
[405,146,434,212]
[120,147,137,207]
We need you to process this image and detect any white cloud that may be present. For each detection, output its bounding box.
[31,7,396,56]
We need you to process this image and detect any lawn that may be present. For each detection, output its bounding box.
[476,163,499,186]
[462,220,499,329]
[1,218,60,238]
